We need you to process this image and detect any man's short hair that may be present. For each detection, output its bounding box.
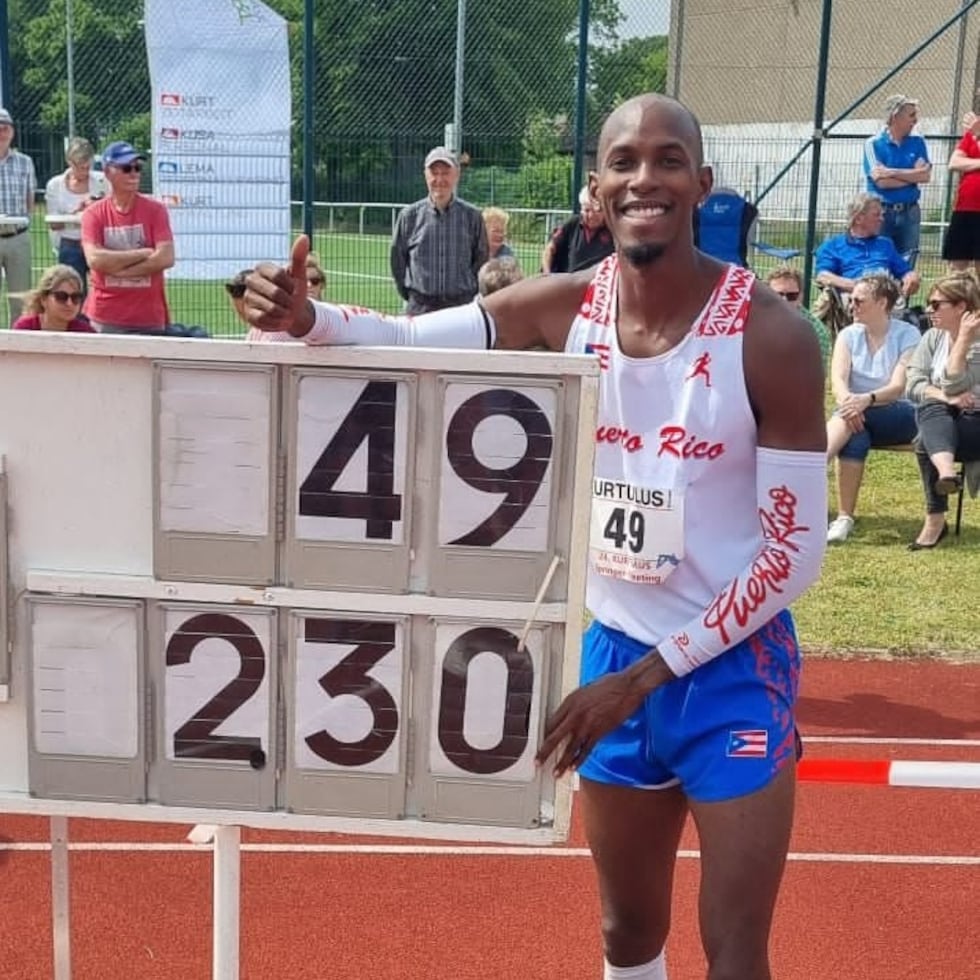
[884,94,919,121]
[478,257,523,296]
[847,192,882,225]
[578,186,594,208]
[766,266,802,289]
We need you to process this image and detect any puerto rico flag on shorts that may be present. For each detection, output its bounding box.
[727,730,768,758]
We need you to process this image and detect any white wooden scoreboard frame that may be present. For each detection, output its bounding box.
[0,333,598,845]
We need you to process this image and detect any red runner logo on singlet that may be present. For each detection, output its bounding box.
[596,426,644,453]
[657,426,724,460]
[697,266,754,337]
[686,351,712,387]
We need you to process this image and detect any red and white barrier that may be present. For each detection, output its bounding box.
[799,759,980,790]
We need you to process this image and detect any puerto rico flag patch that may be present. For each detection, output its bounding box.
[726,730,768,758]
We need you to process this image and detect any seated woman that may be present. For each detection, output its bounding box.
[13,265,94,332]
[905,272,980,549]
[826,273,921,543]
[305,254,326,301]
[482,207,515,260]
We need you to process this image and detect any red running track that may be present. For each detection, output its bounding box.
[0,658,977,979]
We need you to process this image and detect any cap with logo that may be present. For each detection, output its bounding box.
[0,108,13,126]
[884,94,919,121]
[102,141,147,167]
[424,146,458,169]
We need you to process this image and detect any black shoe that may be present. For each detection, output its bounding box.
[935,474,963,496]
[908,522,949,551]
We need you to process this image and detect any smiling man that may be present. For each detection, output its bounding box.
[246,93,827,980]
[389,146,488,314]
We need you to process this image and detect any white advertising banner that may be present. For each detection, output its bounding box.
[145,0,292,279]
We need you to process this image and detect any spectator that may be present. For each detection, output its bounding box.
[478,256,524,297]
[81,141,174,335]
[390,146,487,314]
[905,272,980,549]
[482,206,515,259]
[941,112,980,276]
[825,273,921,543]
[226,268,252,328]
[305,253,326,300]
[12,264,94,332]
[863,94,932,266]
[0,107,37,325]
[815,192,919,298]
[44,137,105,290]
[765,265,832,373]
[541,186,613,273]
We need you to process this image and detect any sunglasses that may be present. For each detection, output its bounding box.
[926,299,954,312]
[48,289,83,304]
[773,290,800,302]
[116,162,142,174]
[307,276,323,287]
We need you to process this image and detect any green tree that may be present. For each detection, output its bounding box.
[590,34,668,123]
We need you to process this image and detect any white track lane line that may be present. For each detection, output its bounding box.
[0,842,977,864]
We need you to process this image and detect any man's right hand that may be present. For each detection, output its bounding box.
[245,235,315,338]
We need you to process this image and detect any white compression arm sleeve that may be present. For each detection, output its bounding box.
[303,299,495,350]
[659,447,827,676]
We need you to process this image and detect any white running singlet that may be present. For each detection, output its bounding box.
[565,255,760,650]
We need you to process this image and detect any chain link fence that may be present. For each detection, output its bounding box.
[0,0,976,331]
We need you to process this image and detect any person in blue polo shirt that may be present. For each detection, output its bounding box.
[863,94,932,266]
[815,192,920,299]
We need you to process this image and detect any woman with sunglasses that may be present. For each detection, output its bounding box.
[12,264,94,332]
[825,272,921,543]
[905,272,980,549]
[305,254,326,301]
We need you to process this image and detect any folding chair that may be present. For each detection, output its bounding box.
[694,188,759,267]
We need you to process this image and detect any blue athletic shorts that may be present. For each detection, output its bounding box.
[578,612,801,803]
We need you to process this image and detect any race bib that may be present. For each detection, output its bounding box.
[589,479,684,585]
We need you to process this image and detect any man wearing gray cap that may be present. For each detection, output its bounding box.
[390,146,488,314]
[0,107,37,325]
[863,94,931,266]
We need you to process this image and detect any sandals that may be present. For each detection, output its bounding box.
[934,474,963,496]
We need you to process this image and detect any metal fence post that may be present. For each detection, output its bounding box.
[302,0,315,241]
[571,0,590,212]
[802,0,834,306]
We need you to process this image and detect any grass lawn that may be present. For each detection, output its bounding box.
[5,220,977,659]
[797,450,979,660]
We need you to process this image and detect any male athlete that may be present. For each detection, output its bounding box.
[245,94,827,980]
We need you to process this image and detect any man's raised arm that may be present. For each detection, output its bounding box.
[245,234,586,353]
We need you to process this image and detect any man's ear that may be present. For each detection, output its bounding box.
[698,165,714,206]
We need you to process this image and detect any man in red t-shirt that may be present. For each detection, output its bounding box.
[942,112,980,274]
[81,141,174,333]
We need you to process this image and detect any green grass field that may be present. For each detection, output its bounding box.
[4,219,977,658]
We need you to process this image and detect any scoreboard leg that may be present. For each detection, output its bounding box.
[213,825,242,980]
[50,815,72,980]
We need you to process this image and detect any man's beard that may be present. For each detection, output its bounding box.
[622,242,666,267]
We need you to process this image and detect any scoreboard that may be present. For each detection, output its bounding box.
[0,333,598,842]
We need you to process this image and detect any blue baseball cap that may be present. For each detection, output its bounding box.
[102,141,147,166]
